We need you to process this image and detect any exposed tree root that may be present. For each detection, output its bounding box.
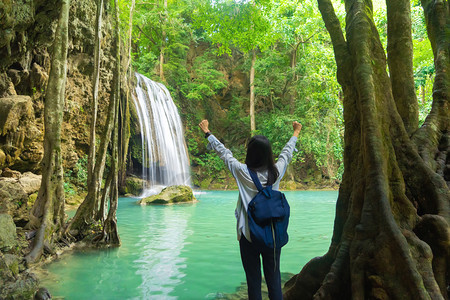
[284,0,449,298]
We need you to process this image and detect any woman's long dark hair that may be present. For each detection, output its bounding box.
[245,135,279,185]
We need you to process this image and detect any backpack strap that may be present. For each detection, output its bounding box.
[247,166,264,192]
[247,167,264,191]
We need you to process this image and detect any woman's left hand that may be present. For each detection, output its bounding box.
[199,119,210,134]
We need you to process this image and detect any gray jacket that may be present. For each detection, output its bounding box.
[207,135,298,242]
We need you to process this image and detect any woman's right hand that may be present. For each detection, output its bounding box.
[199,119,210,134]
[293,121,302,137]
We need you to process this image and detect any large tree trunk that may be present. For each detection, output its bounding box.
[25,0,70,263]
[412,0,449,171]
[386,0,418,135]
[96,0,121,246]
[284,0,449,299]
[250,49,256,133]
[118,0,134,194]
[87,0,103,188]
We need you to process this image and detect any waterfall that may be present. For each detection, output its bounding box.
[132,73,191,196]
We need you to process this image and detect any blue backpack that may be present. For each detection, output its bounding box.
[247,167,290,250]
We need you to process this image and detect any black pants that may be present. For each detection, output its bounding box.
[239,236,282,300]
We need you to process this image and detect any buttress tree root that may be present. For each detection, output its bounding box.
[284,0,449,299]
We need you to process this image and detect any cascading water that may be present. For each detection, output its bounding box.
[132,73,191,196]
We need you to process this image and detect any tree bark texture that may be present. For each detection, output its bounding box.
[97,0,121,246]
[87,0,103,188]
[120,0,134,192]
[119,87,131,192]
[412,0,449,172]
[250,49,256,133]
[386,0,419,135]
[284,0,449,299]
[26,0,70,263]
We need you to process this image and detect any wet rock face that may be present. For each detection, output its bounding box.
[0,96,43,172]
[139,185,198,205]
[0,171,41,226]
[0,0,115,175]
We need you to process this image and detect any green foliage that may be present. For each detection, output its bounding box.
[63,155,88,195]
[195,152,226,176]
[128,0,434,186]
[255,114,301,159]
[184,53,228,101]
[193,0,277,55]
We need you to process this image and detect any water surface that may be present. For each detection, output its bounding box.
[41,190,337,299]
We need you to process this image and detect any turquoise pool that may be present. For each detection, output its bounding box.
[41,190,337,299]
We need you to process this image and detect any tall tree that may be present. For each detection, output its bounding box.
[387,0,419,135]
[67,0,119,238]
[118,0,134,196]
[26,0,70,263]
[194,0,277,134]
[87,0,103,196]
[98,0,121,246]
[270,0,323,114]
[284,0,449,298]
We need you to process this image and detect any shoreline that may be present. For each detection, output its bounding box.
[193,187,339,191]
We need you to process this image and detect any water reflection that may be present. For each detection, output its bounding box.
[134,206,192,299]
[40,192,337,299]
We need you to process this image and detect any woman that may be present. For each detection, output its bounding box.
[198,119,302,300]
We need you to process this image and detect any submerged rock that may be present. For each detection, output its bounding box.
[139,185,197,205]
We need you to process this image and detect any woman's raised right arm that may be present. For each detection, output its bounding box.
[275,121,302,178]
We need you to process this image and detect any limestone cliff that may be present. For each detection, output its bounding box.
[0,0,115,174]
[0,1,117,298]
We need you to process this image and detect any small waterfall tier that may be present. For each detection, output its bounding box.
[132,73,191,196]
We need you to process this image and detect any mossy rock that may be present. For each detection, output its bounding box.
[124,177,145,196]
[281,180,297,190]
[28,192,37,206]
[199,177,213,189]
[0,214,17,251]
[139,185,197,205]
[3,254,19,277]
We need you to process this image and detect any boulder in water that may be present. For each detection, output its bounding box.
[139,185,197,205]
